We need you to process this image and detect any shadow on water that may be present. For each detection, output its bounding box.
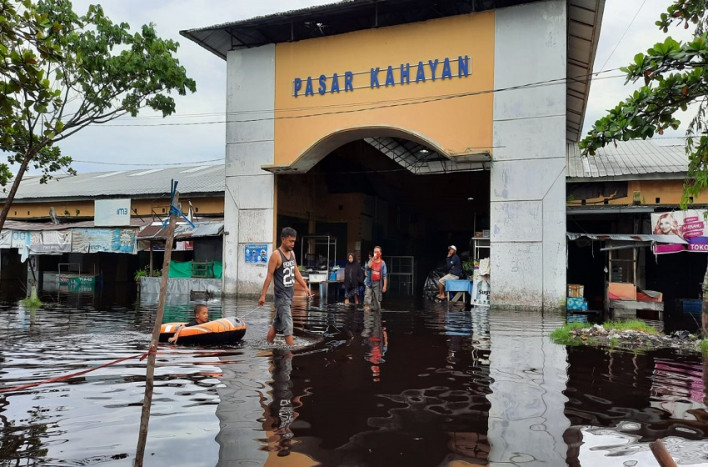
[1,291,708,465]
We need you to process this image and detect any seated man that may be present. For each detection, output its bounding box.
[436,245,462,300]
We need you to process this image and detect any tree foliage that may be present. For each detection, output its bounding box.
[0,0,196,230]
[580,0,707,206]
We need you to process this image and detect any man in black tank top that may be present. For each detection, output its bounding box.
[258,227,312,345]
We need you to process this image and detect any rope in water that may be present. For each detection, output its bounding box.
[0,346,157,394]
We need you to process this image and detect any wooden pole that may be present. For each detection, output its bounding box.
[650,439,677,467]
[135,191,179,466]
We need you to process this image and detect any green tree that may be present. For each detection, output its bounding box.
[0,0,196,231]
[580,0,706,203]
[580,0,707,333]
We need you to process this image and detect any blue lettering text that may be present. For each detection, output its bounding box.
[331,73,340,93]
[293,78,302,97]
[458,55,470,77]
[415,61,426,83]
[318,74,327,95]
[344,71,354,92]
[441,58,452,79]
[428,59,439,81]
[400,63,410,84]
[305,77,314,96]
[370,68,380,88]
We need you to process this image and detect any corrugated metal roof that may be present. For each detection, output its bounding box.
[567,140,688,181]
[0,165,225,202]
[567,232,687,244]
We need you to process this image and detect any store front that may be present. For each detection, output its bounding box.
[183,0,602,308]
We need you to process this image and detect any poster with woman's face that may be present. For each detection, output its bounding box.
[651,210,708,252]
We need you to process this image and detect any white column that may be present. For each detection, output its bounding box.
[491,0,567,309]
[224,45,276,295]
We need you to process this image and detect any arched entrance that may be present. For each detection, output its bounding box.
[271,128,490,295]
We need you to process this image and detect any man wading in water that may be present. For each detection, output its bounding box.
[259,227,312,346]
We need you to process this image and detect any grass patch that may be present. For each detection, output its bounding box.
[609,337,618,347]
[701,340,708,354]
[551,319,659,346]
[550,322,591,345]
[602,319,658,334]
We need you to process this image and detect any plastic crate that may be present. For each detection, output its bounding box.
[683,299,702,316]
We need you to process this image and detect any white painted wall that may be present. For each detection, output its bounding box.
[492,0,567,309]
[224,45,276,295]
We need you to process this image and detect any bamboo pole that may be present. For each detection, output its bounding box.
[135,190,179,466]
[650,439,677,467]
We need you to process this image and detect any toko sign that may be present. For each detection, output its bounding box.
[94,199,131,226]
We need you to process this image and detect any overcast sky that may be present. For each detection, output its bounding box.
[52,0,690,174]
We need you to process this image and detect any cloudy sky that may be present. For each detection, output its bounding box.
[52,0,691,174]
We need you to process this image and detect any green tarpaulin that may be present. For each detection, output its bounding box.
[168,260,222,279]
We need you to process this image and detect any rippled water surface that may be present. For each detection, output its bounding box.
[2,295,708,466]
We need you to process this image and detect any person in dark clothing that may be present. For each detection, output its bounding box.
[258,227,312,346]
[168,304,209,344]
[343,252,364,305]
[436,245,462,300]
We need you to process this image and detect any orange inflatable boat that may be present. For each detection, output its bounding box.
[159,317,247,345]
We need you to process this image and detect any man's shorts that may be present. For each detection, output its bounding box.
[365,283,382,309]
[344,287,359,299]
[439,273,460,286]
[272,299,294,336]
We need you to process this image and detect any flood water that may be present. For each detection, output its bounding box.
[2,293,708,466]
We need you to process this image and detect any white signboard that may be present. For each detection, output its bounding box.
[94,199,131,226]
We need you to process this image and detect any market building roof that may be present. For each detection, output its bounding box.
[567,140,687,181]
[0,165,224,202]
[181,0,604,143]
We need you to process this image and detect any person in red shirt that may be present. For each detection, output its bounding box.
[364,246,388,310]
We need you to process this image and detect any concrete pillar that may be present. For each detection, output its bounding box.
[491,0,567,309]
[224,45,276,295]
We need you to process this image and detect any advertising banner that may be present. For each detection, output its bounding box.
[30,230,72,254]
[651,210,708,253]
[72,228,137,254]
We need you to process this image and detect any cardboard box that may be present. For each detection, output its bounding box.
[568,284,584,298]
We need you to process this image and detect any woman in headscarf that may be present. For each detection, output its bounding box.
[343,252,364,305]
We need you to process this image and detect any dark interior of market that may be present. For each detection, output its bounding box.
[276,139,490,294]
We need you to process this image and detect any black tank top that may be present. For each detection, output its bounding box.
[273,249,295,301]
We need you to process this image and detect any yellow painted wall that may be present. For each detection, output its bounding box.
[5,197,224,220]
[273,12,495,166]
[567,180,708,207]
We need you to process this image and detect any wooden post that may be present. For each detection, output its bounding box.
[135,191,179,466]
[650,439,677,467]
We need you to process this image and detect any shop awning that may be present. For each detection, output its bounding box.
[566,233,687,244]
[567,232,693,255]
[137,221,224,241]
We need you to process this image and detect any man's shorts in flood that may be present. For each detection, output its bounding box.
[439,273,459,286]
[272,299,294,336]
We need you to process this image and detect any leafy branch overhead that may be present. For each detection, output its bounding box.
[579,0,707,205]
[0,0,196,231]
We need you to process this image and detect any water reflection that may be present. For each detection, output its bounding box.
[2,296,708,465]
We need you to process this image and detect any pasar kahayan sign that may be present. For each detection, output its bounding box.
[293,55,471,97]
